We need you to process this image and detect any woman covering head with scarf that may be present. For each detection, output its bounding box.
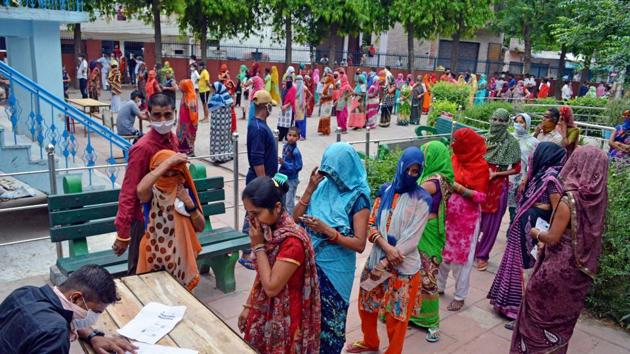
[224,79,238,133]
[293,143,371,354]
[208,81,234,163]
[535,107,563,145]
[489,142,565,324]
[312,68,321,104]
[474,74,487,105]
[393,73,405,114]
[108,61,122,113]
[236,64,247,109]
[558,105,580,157]
[318,73,335,135]
[507,113,539,222]
[293,75,310,139]
[468,74,478,107]
[511,80,529,103]
[422,74,433,113]
[511,146,608,354]
[409,141,454,342]
[238,175,321,354]
[218,63,230,83]
[439,128,489,313]
[136,149,205,290]
[397,78,412,126]
[304,74,315,118]
[380,72,396,127]
[410,75,426,125]
[270,66,281,104]
[283,66,296,83]
[348,73,367,129]
[88,61,101,101]
[366,77,382,129]
[608,109,630,160]
[145,69,161,100]
[160,61,174,84]
[176,79,199,156]
[335,73,353,133]
[278,79,296,141]
[475,108,521,271]
[347,147,431,354]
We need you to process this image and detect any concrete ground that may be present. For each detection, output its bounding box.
[0,87,627,353]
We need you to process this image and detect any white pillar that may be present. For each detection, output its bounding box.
[343,35,349,59]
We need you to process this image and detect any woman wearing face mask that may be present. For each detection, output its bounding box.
[294,143,371,353]
[279,78,296,141]
[136,149,205,290]
[534,108,563,146]
[346,147,430,354]
[475,108,521,271]
[208,81,234,163]
[558,106,580,157]
[608,109,630,160]
[238,175,321,353]
[318,73,335,135]
[507,113,539,223]
[176,79,198,156]
[488,142,565,326]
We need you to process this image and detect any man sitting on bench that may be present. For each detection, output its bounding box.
[116,90,148,139]
[0,265,137,354]
[112,93,186,275]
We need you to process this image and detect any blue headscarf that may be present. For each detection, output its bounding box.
[306,142,371,302]
[208,81,233,112]
[376,147,431,229]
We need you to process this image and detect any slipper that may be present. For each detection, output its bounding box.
[447,300,465,312]
[476,260,488,271]
[504,320,516,331]
[425,328,440,343]
[345,341,378,353]
[238,257,255,270]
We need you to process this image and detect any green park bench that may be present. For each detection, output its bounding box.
[48,164,248,293]
[376,136,448,160]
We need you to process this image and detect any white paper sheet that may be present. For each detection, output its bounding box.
[535,217,550,232]
[126,342,198,354]
[117,302,186,344]
[360,270,393,292]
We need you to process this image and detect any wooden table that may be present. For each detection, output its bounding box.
[67,98,111,131]
[81,271,256,354]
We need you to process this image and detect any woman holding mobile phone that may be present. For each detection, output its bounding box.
[293,142,371,354]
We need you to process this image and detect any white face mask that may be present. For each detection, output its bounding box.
[151,119,175,134]
[74,308,100,329]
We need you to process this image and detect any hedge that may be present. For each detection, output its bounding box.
[431,82,471,110]
[427,100,458,126]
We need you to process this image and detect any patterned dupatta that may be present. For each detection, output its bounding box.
[245,212,321,353]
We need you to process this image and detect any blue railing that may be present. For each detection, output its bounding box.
[2,0,83,12]
[0,61,130,188]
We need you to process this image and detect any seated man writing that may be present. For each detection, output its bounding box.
[0,264,137,354]
[116,90,149,138]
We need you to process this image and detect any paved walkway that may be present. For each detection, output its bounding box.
[0,88,628,353]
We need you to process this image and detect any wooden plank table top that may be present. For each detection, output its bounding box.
[81,271,255,354]
[67,98,111,108]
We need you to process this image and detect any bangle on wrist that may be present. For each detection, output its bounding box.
[328,231,340,243]
[116,235,130,242]
[252,243,265,250]
[298,198,309,207]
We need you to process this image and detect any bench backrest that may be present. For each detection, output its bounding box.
[435,117,486,137]
[48,176,226,256]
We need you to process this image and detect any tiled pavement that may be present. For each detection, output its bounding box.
[0,88,628,353]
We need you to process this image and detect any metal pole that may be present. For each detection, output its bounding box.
[232,133,239,230]
[46,144,62,259]
[365,127,371,174]
[336,128,341,142]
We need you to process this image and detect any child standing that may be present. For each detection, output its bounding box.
[278,127,303,215]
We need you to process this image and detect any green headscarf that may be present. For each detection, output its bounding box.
[420,141,454,184]
[238,65,247,82]
[485,108,521,166]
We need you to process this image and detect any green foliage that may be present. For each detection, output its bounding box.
[604,99,630,126]
[440,0,493,39]
[179,0,259,42]
[427,100,458,126]
[431,82,471,110]
[567,97,608,108]
[366,150,402,199]
[464,102,514,122]
[586,163,630,329]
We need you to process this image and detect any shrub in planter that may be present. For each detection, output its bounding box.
[366,150,402,199]
[464,101,515,122]
[603,98,630,127]
[585,163,630,329]
[568,96,608,108]
[427,100,458,126]
[431,82,471,110]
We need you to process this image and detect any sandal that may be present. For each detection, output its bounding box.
[504,320,516,331]
[425,327,440,343]
[345,341,378,353]
[447,299,465,312]
[476,259,488,271]
[238,257,256,270]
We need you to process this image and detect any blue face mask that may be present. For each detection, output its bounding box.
[515,123,527,136]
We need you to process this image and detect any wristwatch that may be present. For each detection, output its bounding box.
[185,204,198,213]
[86,329,105,345]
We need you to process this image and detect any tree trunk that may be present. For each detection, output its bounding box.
[555,44,567,99]
[285,15,292,67]
[200,23,208,63]
[523,23,532,75]
[328,24,338,64]
[152,0,163,67]
[450,30,461,72]
[407,22,415,74]
[73,24,82,89]
[579,52,593,85]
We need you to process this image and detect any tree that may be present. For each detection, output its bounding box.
[262,0,311,66]
[392,0,445,73]
[179,0,259,62]
[441,0,493,72]
[553,0,630,85]
[118,0,184,66]
[310,0,366,64]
